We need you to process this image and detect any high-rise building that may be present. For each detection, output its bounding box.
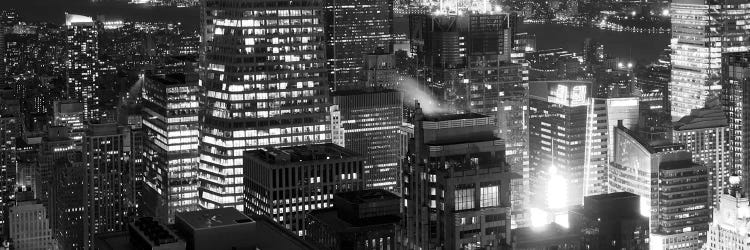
[8,190,55,250]
[0,113,17,240]
[50,154,86,249]
[723,52,750,196]
[583,97,639,197]
[529,80,591,209]
[609,125,710,249]
[325,0,393,90]
[332,89,403,192]
[35,127,76,205]
[409,12,515,108]
[82,123,134,248]
[403,108,518,250]
[306,189,401,250]
[673,104,729,208]
[200,0,332,211]
[141,73,200,223]
[243,143,365,236]
[65,14,100,121]
[669,0,750,120]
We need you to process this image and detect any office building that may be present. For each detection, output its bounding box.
[65,14,100,121]
[583,97,639,197]
[35,127,76,204]
[364,53,399,89]
[325,0,393,90]
[243,143,365,235]
[0,114,17,240]
[306,189,401,250]
[529,80,591,209]
[673,103,729,207]
[723,52,750,195]
[670,0,750,120]
[50,154,86,250]
[141,73,200,223]
[332,89,402,192]
[200,0,332,211]
[608,126,710,249]
[83,123,135,248]
[8,190,55,250]
[53,100,85,143]
[403,108,518,249]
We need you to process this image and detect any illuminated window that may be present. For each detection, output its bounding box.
[454,184,475,211]
[480,186,499,208]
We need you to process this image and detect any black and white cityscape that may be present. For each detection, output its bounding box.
[0,0,746,249]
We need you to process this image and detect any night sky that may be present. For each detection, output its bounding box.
[0,0,199,30]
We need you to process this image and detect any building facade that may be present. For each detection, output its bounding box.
[65,14,100,121]
[141,73,201,223]
[243,143,365,236]
[200,0,332,211]
[670,0,750,120]
[529,80,591,209]
[8,191,55,250]
[332,89,402,192]
[403,109,517,250]
[673,104,729,208]
[82,123,134,248]
[325,0,393,90]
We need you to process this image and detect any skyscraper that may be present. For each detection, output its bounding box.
[82,123,134,248]
[142,73,200,223]
[65,14,100,121]
[722,52,750,194]
[325,0,393,90]
[673,104,728,208]
[669,0,750,120]
[529,80,591,209]
[403,107,517,249]
[200,0,332,211]
[332,89,403,192]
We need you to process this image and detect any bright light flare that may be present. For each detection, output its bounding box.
[530,207,550,228]
[547,166,567,209]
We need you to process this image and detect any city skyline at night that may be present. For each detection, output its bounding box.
[2,0,750,250]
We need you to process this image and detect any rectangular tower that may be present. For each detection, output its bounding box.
[65,14,100,121]
[332,89,403,192]
[325,0,393,90]
[200,0,332,210]
[142,73,201,223]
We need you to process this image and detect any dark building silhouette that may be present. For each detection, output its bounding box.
[306,189,401,250]
[571,192,649,250]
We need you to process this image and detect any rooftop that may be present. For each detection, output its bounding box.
[674,109,727,131]
[336,189,400,204]
[309,208,401,232]
[245,143,361,165]
[146,73,198,86]
[422,112,487,122]
[175,207,253,230]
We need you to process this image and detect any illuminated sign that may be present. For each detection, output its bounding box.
[548,83,588,106]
